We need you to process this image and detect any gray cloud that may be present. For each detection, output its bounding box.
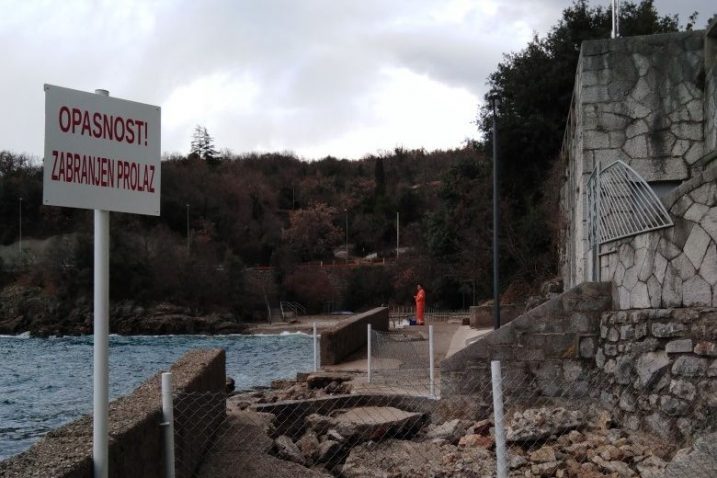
[0,0,714,159]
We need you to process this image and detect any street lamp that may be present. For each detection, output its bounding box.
[488,89,501,330]
[186,203,190,254]
[18,197,22,256]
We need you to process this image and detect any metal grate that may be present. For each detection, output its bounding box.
[587,160,673,248]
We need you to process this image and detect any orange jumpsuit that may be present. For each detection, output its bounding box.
[415,288,426,325]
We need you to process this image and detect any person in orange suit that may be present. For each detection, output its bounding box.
[414,283,426,325]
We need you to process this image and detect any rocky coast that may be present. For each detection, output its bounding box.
[208,372,708,478]
[0,285,248,336]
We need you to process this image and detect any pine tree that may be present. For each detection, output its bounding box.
[190,125,218,161]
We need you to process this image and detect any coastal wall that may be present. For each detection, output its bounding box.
[0,348,226,478]
[320,307,388,365]
[441,282,612,398]
[596,308,717,443]
[599,166,717,309]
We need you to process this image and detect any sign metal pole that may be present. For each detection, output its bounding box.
[93,88,110,478]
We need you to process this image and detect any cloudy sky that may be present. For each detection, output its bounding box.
[0,0,713,160]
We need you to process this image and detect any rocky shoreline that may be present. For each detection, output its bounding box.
[0,285,249,337]
[219,373,708,478]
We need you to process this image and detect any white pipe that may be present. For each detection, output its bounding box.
[161,373,176,478]
[367,323,372,384]
[491,361,508,478]
[616,0,620,38]
[313,322,318,372]
[93,208,110,478]
[429,325,435,398]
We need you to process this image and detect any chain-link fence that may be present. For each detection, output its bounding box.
[164,324,717,478]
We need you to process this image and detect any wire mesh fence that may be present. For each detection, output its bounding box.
[167,326,717,478]
[389,306,469,328]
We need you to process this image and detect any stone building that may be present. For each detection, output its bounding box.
[560,23,717,291]
[444,21,717,449]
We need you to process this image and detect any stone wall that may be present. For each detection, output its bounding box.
[441,282,612,398]
[561,30,710,288]
[0,349,226,478]
[600,165,717,309]
[320,307,389,365]
[596,308,717,443]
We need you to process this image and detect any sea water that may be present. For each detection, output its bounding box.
[0,332,313,460]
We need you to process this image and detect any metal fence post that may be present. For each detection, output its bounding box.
[367,323,372,384]
[161,372,176,478]
[491,361,508,478]
[429,325,435,398]
[313,322,318,372]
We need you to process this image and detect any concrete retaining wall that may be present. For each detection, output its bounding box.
[0,348,226,478]
[441,282,613,398]
[320,307,389,365]
[469,303,523,328]
[596,308,717,443]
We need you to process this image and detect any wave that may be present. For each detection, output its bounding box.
[0,332,32,339]
[250,331,312,337]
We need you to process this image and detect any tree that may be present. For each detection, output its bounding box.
[477,0,682,285]
[190,125,218,161]
[284,202,343,261]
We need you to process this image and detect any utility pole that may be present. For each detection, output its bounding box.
[489,89,501,330]
[186,203,190,254]
[345,209,349,263]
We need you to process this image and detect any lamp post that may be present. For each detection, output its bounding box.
[344,209,349,263]
[186,203,190,254]
[396,211,400,259]
[488,89,501,330]
[18,197,22,255]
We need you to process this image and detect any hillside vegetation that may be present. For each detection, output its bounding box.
[0,1,694,322]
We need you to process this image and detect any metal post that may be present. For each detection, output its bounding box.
[491,361,508,478]
[18,197,22,255]
[367,323,372,384]
[185,203,190,254]
[161,373,176,478]
[93,88,110,478]
[396,211,399,259]
[429,325,435,397]
[313,322,318,372]
[592,161,602,281]
[490,92,501,330]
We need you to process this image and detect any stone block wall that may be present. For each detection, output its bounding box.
[596,308,717,443]
[441,282,612,398]
[600,165,717,309]
[0,348,226,478]
[320,307,388,365]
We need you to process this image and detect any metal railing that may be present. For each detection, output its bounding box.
[279,301,307,320]
[587,160,673,248]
